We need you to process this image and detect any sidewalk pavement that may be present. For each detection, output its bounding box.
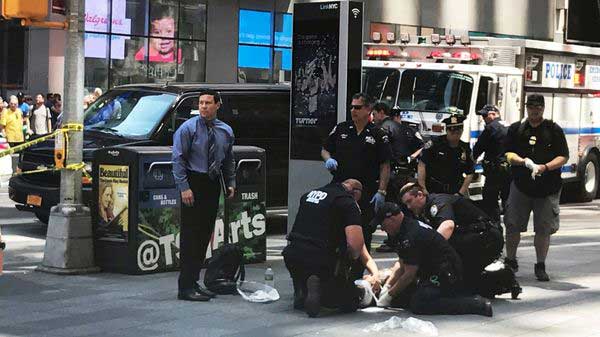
[1,229,600,337]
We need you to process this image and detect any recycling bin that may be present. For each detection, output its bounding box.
[92,145,266,274]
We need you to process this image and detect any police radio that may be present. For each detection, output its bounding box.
[54,132,65,169]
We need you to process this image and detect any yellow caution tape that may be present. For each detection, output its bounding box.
[0,123,83,159]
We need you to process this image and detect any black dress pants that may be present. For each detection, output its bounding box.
[178,173,221,291]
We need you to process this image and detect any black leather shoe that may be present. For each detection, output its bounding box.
[482,299,493,317]
[535,262,550,282]
[178,289,211,301]
[195,283,217,298]
[305,275,321,318]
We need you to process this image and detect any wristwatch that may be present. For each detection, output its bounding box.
[377,189,387,196]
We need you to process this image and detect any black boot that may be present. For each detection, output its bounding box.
[535,262,550,281]
[504,257,519,273]
[305,275,321,318]
[292,278,305,310]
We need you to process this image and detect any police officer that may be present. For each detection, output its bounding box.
[473,105,510,222]
[370,202,493,316]
[418,114,475,195]
[399,183,504,290]
[172,90,236,302]
[282,179,381,318]
[322,92,392,250]
[503,94,569,281]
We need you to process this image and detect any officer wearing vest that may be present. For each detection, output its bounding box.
[399,183,504,290]
[282,179,381,318]
[370,202,493,317]
[418,114,475,195]
[503,94,569,281]
[322,93,392,251]
[473,105,511,222]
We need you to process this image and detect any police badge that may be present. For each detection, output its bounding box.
[430,204,438,216]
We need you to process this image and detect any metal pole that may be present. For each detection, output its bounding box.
[39,0,99,274]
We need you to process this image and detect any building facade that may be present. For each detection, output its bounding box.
[1,0,558,99]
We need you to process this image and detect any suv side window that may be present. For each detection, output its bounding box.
[225,92,289,139]
[174,95,199,130]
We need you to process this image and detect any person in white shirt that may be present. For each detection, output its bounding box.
[29,94,52,135]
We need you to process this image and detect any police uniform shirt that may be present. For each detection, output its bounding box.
[381,118,424,161]
[473,118,508,163]
[393,215,463,282]
[419,194,490,233]
[323,121,392,187]
[283,183,362,267]
[505,119,569,197]
[421,136,475,190]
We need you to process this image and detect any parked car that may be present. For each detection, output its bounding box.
[8,83,290,224]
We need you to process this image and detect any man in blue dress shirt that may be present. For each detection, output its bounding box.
[172,90,236,301]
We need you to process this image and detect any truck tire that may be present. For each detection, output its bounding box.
[35,212,49,225]
[577,153,599,202]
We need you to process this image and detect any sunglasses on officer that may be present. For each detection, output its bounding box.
[351,104,364,110]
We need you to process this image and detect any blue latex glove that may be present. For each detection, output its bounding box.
[325,158,338,171]
[370,191,386,211]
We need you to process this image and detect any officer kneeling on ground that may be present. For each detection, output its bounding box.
[371,202,493,316]
[282,179,381,318]
[399,183,504,291]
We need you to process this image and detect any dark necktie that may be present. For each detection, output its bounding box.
[205,119,219,180]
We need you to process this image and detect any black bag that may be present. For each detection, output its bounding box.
[203,175,245,294]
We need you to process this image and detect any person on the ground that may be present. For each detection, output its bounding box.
[172,90,236,301]
[29,94,52,135]
[473,105,510,222]
[418,114,475,195]
[370,202,493,316]
[373,103,423,252]
[0,96,25,147]
[283,179,380,317]
[399,183,504,290]
[322,93,392,252]
[503,94,569,281]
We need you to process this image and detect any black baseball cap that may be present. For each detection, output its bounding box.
[526,94,545,107]
[368,202,406,229]
[476,104,499,117]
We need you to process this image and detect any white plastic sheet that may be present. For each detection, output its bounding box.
[363,316,438,336]
[237,281,280,303]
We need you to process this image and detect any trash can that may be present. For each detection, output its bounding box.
[92,145,267,274]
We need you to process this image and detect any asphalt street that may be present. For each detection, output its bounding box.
[1,187,600,337]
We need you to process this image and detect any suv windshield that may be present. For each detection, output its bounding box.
[84,90,176,138]
[397,70,473,113]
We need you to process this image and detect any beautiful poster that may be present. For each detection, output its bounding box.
[97,165,129,241]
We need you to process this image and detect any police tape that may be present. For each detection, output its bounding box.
[0,123,91,181]
[0,123,83,158]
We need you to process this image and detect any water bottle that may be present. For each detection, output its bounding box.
[264,265,275,288]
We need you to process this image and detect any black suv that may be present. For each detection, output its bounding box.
[9,83,290,224]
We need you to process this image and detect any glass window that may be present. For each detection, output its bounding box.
[273,48,291,83]
[85,0,110,33]
[110,0,147,36]
[476,76,493,111]
[174,95,199,130]
[397,70,474,113]
[85,90,176,138]
[85,33,109,93]
[274,13,292,47]
[362,68,401,106]
[179,0,207,40]
[177,40,206,82]
[110,36,148,87]
[238,45,272,83]
[239,10,272,45]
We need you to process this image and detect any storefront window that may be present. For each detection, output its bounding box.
[179,0,206,40]
[238,9,292,84]
[110,36,148,88]
[84,0,206,91]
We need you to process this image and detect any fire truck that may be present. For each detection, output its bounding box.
[362,34,600,202]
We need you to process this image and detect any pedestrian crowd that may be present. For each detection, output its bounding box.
[172,90,569,319]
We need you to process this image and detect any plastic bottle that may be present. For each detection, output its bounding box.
[264,265,275,288]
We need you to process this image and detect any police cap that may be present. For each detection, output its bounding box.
[442,114,466,128]
[476,104,499,117]
[526,94,545,107]
[368,202,407,229]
